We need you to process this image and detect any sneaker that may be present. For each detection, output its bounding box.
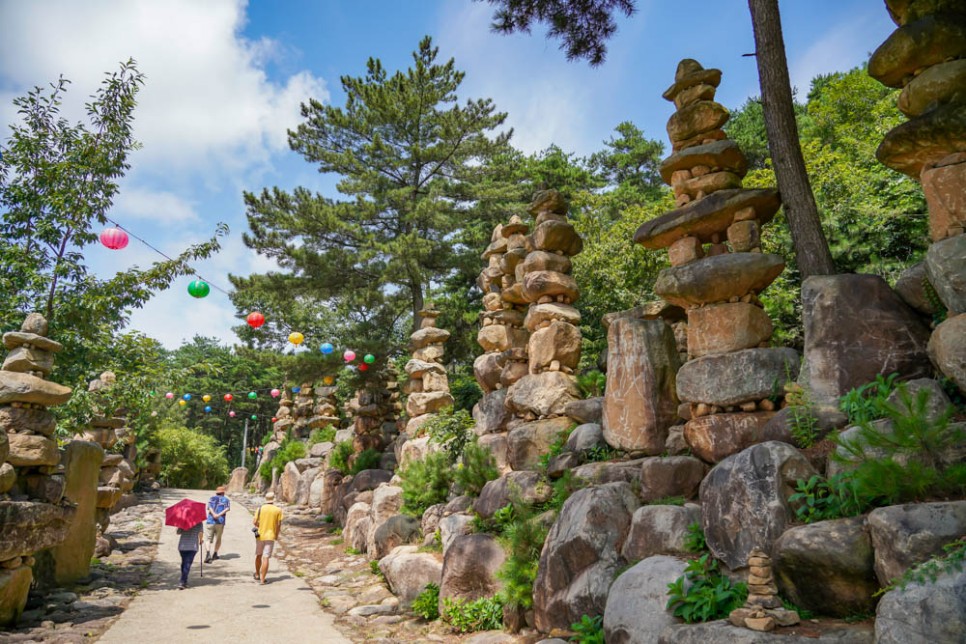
[212,553,219,561]
[178,584,186,590]
[204,554,212,564]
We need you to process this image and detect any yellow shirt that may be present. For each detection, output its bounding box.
[255,503,283,541]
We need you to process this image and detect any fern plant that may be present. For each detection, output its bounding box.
[570,614,605,643]
[412,583,440,620]
[441,596,504,633]
[683,521,706,553]
[838,372,899,425]
[666,554,748,623]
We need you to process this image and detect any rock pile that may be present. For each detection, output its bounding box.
[728,548,800,632]
[0,313,76,625]
[80,371,139,532]
[346,378,399,456]
[870,2,966,398]
[635,59,798,463]
[404,307,454,437]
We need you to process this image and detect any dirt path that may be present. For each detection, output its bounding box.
[97,489,350,643]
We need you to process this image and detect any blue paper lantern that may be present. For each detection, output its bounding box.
[292,386,301,393]
[320,342,334,354]
[183,393,192,401]
[204,405,212,413]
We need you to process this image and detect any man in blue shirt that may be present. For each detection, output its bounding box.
[204,486,230,564]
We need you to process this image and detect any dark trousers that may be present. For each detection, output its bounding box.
[179,549,197,585]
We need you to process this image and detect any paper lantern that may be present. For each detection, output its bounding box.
[320,342,334,354]
[187,280,210,298]
[323,376,335,386]
[270,388,281,398]
[204,405,212,413]
[288,331,304,345]
[358,363,369,372]
[165,392,174,399]
[248,391,257,399]
[343,349,356,362]
[363,354,375,364]
[271,417,278,423]
[292,386,301,393]
[183,393,192,401]
[247,311,265,329]
[224,393,233,402]
[202,394,211,403]
[100,227,129,250]
[178,399,187,407]
[229,411,236,418]
[250,414,257,420]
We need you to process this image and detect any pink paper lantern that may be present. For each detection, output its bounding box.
[270,388,281,398]
[100,227,129,250]
[229,411,236,418]
[165,392,174,399]
[343,349,356,362]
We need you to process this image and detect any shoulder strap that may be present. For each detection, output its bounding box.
[256,507,261,522]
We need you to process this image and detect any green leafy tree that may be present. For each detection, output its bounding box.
[157,423,231,489]
[236,37,512,352]
[0,60,226,385]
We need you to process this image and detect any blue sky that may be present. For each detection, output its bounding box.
[0,0,896,348]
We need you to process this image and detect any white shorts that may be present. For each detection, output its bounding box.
[255,539,275,558]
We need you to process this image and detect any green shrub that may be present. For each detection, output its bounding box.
[261,432,272,446]
[576,370,606,398]
[424,407,475,461]
[543,470,584,513]
[157,424,230,489]
[399,451,454,515]
[258,437,306,482]
[350,448,382,474]
[308,425,336,446]
[683,521,706,553]
[496,504,550,611]
[839,373,899,425]
[570,614,605,643]
[456,442,500,497]
[451,372,483,412]
[412,583,440,620]
[647,496,686,506]
[878,537,966,594]
[585,442,620,463]
[328,440,354,473]
[538,426,573,471]
[666,554,748,623]
[441,596,504,633]
[788,473,862,523]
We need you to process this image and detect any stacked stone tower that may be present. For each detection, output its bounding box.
[870,2,966,396]
[404,307,454,436]
[634,60,799,464]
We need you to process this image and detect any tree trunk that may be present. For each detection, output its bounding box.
[747,0,836,279]
[410,278,424,334]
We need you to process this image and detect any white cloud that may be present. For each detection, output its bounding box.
[0,0,327,184]
[112,187,199,222]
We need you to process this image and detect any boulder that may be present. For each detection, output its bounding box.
[639,456,706,502]
[379,545,443,604]
[877,100,966,177]
[566,423,604,453]
[700,441,816,570]
[684,412,776,464]
[868,14,966,88]
[875,569,966,644]
[439,514,475,556]
[667,100,730,143]
[318,469,344,518]
[0,371,72,406]
[0,501,76,561]
[677,348,799,406]
[23,472,65,504]
[309,441,333,458]
[528,321,581,372]
[226,467,248,493]
[478,324,528,353]
[505,372,581,418]
[2,329,60,352]
[924,233,966,314]
[372,514,421,560]
[0,432,6,467]
[6,433,60,468]
[0,566,32,627]
[522,270,579,303]
[532,220,583,256]
[2,345,54,375]
[366,485,404,556]
[773,516,878,617]
[474,353,506,394]
[867,501,966,586]
[928,314,966,394]
[343,502,372,553]
[406,391,455,417]
[95,486,122,509]
[507,417,573,471]
[603,556,689,644]
[0,406,57,437]
[308,474,326,508]
[634,189,780,249]
[50,441,103,585]
[295,467,322,506]
[799,274,932,404]
[922,152,966,241]
[893,261,941,316]
[473,390,511,435]
[885,0,965,25]
[0,464,14,495]
[474,471,553,520]
[602,318,680,453]
[658,621,875,643]
[439,534,506,607]
[421,504,445,544]
[478,433,509,472]
[525,302,581,333]
[564,397,602,425]
[399,436,437,469]
[654,254,784,307]
[687,302,773,358]
[279,461,300,504]
[622,505,702,561]
[659,139,749,183]
[410,326,451,350]
[533,482,640,633]
[572,460,645,485]
[898,58,966,118]
[519,250,572,278]
[405,358,445,378]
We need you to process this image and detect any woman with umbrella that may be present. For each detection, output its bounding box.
[165,499,207,589]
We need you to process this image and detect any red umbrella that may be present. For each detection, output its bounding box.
[165,499,206,530]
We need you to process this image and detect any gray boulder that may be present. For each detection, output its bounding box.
[439,534,506,608]
[925,233,966,314]
[603,556,688,644]
[0,501,76,561]
[564,397,603,425]
[867,501,966,586]
[622,504,701,561]
[700,441,816,570]
[343,502,371,553]
[659,621,874,643]
[439,514,474,556]
[507,417,573,471]
[566,423,604,453]
[505,372,581,418]
[639,456,706,502]
[372,514,421,561]
[875,569,966,644]
[676,347,799,406]
[474,471,552,520]
[473,389,512,435]
[572,459,645,486]
[378,545,443,604]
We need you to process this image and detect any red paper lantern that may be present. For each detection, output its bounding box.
[224,393,233,402]
[272,417,278,423]
[247,311,265,328]
[358,363,369,372]
[100,227,129,250]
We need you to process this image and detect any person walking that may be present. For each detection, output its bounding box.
[176,520,203,589]
[253,492,283,585]
[204,485,231,563]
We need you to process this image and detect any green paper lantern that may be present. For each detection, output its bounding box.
[247,391,257,399]
[187,280,210,298]
[363,354,375,364]
[250,414,257,420]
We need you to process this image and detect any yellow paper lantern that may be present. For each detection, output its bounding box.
[323,375,335,386]
[178,399,187,407]
[288,331,305,345]
[202,394,211,403]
